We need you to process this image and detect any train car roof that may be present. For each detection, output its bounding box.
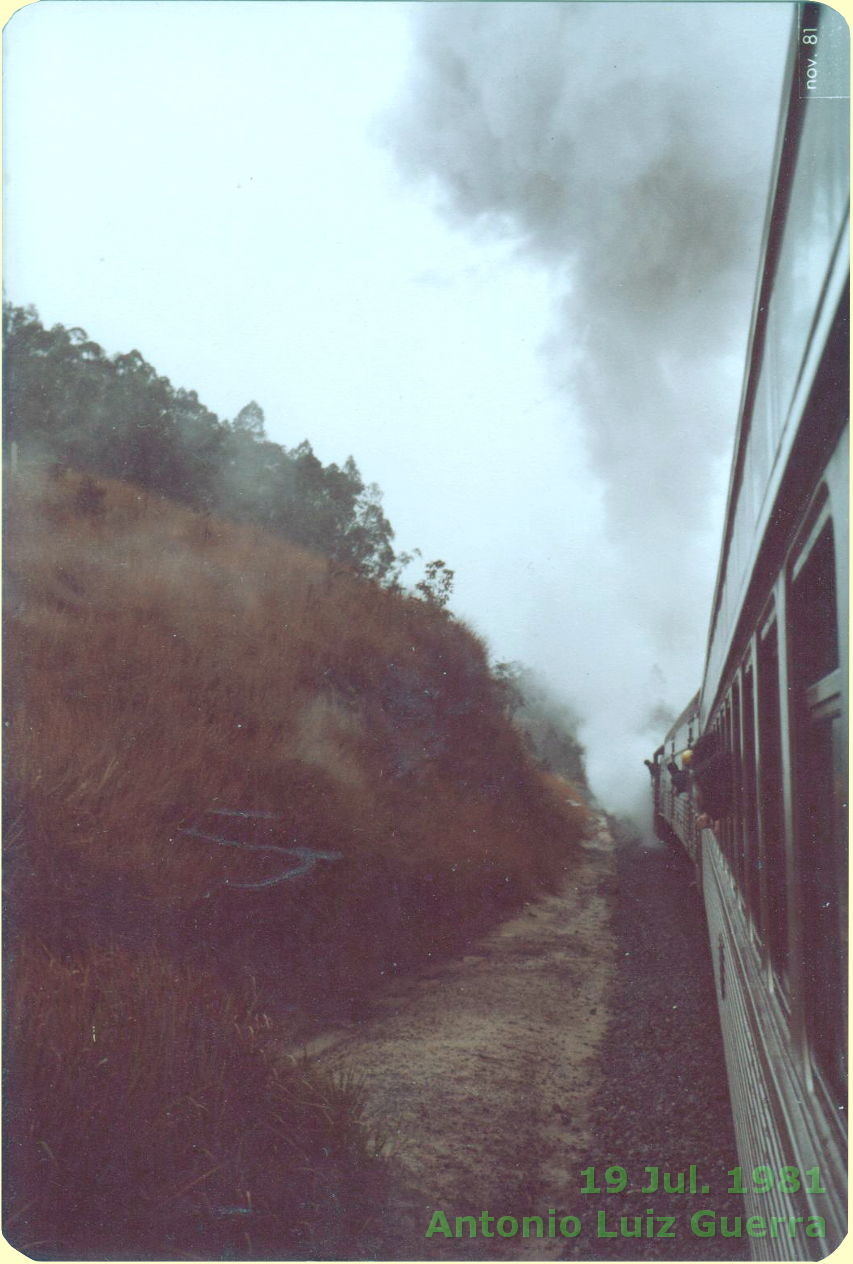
[699,14,797,711]
[664,690,700,746]
[698,5,848,725]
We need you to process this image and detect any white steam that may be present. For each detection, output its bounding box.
[382,2,791,821]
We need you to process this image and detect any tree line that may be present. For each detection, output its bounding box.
[4,302,453,596]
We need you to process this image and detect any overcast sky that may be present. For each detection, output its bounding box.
[4,1,794,820]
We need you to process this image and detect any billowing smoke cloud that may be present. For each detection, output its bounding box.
[381,3,790,820]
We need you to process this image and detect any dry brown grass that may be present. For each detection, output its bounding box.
[6,468,583,975]
[4,465,586,1256]
[5,938,387,1259]
[538,770,595,837]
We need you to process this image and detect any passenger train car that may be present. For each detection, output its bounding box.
[651,6,848,1258]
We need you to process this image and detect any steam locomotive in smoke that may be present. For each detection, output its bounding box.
[649,7,848,1258]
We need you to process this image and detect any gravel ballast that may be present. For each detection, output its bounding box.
[566,824,748,1260]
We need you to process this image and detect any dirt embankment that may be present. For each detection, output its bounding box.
[290,818,744,1262]
[298,815,618,1259]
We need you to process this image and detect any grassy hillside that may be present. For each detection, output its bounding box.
[4,467,587,1258]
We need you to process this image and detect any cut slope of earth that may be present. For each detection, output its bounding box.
[4,466,591,1259]
[298,819,745,1262]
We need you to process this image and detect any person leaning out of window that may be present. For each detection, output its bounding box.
[682,733,733,831]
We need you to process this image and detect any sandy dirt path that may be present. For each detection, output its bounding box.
[310,816,617,1258]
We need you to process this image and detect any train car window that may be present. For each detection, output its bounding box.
[722,700,734,864]
[757,622,789,988]
[788,517,847,1103]
[741,664,762,933]
[731,679,744,893]
[717,709,727,855]
[790,513,840,683]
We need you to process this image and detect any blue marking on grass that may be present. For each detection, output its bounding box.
[177,826,343,889]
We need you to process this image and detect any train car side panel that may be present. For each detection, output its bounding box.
[703,838,846,1257]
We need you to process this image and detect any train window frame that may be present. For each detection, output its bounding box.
[731,675,745,900]
[755,612,791,1000]
[740,651,763,944]
[785,504,846,1103]
[790,495,832,585]
[757,598,777,650]
[724,698,735,868]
